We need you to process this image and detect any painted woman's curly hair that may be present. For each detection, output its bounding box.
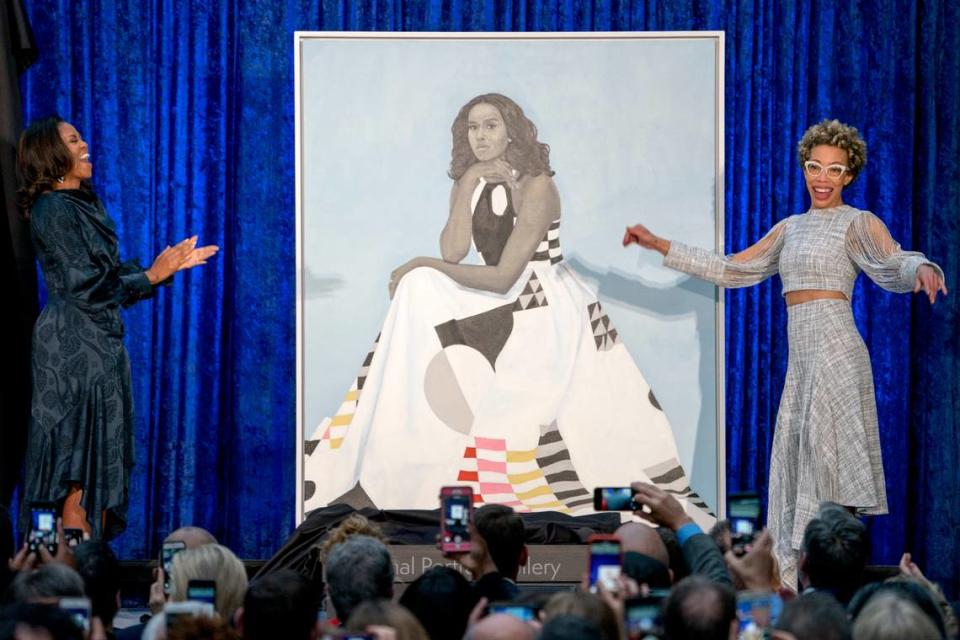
[448,93,554,181]
[797,119,868,182]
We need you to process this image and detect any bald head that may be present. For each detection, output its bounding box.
[465,614,537,640]
[615,522,669,566]
[164,526,217,549]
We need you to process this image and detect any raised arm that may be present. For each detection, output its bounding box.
[845,212,947,302]
[625,217,789,288]
[440,159,519,263]
[392,174,558,297]
[440,176,476,263]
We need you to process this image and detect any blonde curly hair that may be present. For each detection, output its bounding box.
[318,514,387,560]
[797,119,867,182]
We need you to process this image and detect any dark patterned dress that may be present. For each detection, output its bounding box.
[22,189,158,540]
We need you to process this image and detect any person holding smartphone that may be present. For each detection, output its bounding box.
[440,504,528,603]
[630,482,732,587]
[16,117,218,540]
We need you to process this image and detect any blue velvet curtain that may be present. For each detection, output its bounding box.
[18,0,958,595]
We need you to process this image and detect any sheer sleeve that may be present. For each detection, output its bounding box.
[845,212,945,293]
[662,218,788,288]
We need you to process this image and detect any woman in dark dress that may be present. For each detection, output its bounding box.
[17,116,218,539]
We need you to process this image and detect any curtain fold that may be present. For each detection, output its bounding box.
[17,0,958,595]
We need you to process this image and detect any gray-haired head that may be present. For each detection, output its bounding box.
[324,534,394,622]
[852,592,942,640]
[11,563,85,603]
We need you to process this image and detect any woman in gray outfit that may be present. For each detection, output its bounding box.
[623,119,947,589]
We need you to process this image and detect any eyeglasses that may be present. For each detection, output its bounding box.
[804,160,849,180]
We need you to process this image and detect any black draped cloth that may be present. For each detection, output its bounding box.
[21,189,158,540]
[257,503,621,584]
[1,0,37,532]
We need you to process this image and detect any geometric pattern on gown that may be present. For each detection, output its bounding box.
[455,421,593,513]
[512,271,548,311]
[434,270,549,372]
[305,333,380,453]
[644,458,714,516]
[588,301,620,351]
[531,220,563,264]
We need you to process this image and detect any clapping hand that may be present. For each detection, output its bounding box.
[914,264,947,304]
[146,236,219,284]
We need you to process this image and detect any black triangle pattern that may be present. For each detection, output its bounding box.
[587,302,620,351]
[512,272,549,311]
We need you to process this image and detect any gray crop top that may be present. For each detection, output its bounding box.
[662,205,945,299]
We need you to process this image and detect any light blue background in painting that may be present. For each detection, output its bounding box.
[299,35,720,508]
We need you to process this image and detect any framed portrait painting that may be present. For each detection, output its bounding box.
[295,32,725,526]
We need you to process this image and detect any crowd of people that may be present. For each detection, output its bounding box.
[2,482,957,640]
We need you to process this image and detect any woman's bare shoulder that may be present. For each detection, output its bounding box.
[516,173,560,219]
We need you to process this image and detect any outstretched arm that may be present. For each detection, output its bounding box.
[846,212,947,303]
[624,218,788,288]
[392,174,558,297]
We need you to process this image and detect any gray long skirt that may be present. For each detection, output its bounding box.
[767,299,888,589]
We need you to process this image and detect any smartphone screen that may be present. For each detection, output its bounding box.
[63,528,84,548]
[59,597,91,632]
[186,579,217,605]
[593,487,636,511]
[728,492,761,549]
[736,590,782,638]
[28,505,57,554]
[625,595,665,638]
[488,602,537,621]
[161,541,187,595]
[588,537,622,591]
[440,487,473,552]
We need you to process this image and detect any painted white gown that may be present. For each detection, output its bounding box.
[304,179,712,524]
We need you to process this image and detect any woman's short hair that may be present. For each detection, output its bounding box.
[449,93,554,181]
[797,119,867,182]
[852,592,942,640]
[16,115,82,213]
[171,543,248,623]
[345,599,429,640]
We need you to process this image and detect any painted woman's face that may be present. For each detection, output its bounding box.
[58,122,93,182]
[467,103,509,162]
[803,144,852,209]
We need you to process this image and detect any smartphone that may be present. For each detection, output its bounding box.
[28,503,58,554]
[593,487,636,511]
[322,634,375,640]
[161,540,187,595]
[736,591,782,639]
[63,528,84,548]
[625,594,666,639]
[728,492,761,551]
[488,601,538,622]
[587,534,622,592]
[59,597,91,632]
[439,486,473,553]
[186,579,217,605]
